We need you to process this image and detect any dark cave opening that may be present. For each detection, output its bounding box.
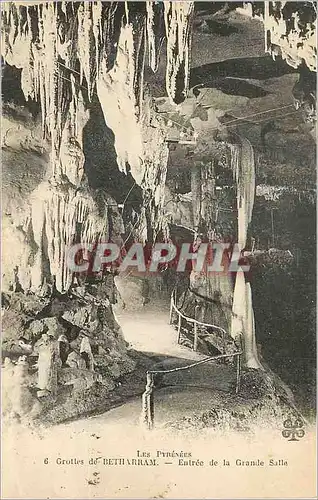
[190,55,297,88]
[82,96,143,213]
[1,62,40,117]
[250,183,316,417]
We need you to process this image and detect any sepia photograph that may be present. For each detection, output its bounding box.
[1,1,317,498]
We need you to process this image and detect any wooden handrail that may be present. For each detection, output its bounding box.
[141,290,243,429]
[169,287,237,355]
[147,351,241,375]
[141,351,242,430]
[169,288,227,335]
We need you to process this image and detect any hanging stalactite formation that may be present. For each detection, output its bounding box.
[0,1,194,293]
[230,137,256,251]
[1,1,195,133]
[163,1,194,104]
[0,1,195,187]
[242,1,317,71]
[146,0,165,73]
[264,1,317,71]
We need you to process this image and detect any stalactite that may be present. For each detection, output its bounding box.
[30,179,109,293]
[1,1,195,291]
[146,1,165,72]
[230,139,260,368]
[125,4,147,114]
[1,1,195,138]
[99,2,123,72]
[163,1,194,104]
[263,1,317,71]
[97,22,169,212]
[230,138,255,250]
[77,2,96,101]
[97,24,144,178]
[91,1,103,79]
[240,2,316,71]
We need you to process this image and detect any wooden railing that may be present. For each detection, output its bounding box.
[141,289,242,429]
[169,287,229,353]
[141,351,242,429]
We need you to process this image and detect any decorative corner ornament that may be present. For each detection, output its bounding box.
[282,417,305,441]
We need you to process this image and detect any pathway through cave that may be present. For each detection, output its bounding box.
[103,300,238,429]
[114,300,204,360]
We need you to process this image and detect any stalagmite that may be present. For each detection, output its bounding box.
[245,281,262,369]
[231,269,262,370]
[230,137,260,369]
[11,356,31,417]
[80,337,95,372]
[231,268,246,341]
[37,334,58,396]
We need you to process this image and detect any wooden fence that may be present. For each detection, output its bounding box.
[141,289,242,429]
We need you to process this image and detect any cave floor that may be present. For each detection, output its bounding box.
[104,302,238,428]
[115,301,207,361]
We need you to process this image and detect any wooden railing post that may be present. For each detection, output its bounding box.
[235,353,241,394]
[142,351,243,427]
[193,322,198,351]
[193,304,200,351]
[141,372,155,429]
[177,314,181,344]
[221,329,226,363]
[169,295,173,325]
